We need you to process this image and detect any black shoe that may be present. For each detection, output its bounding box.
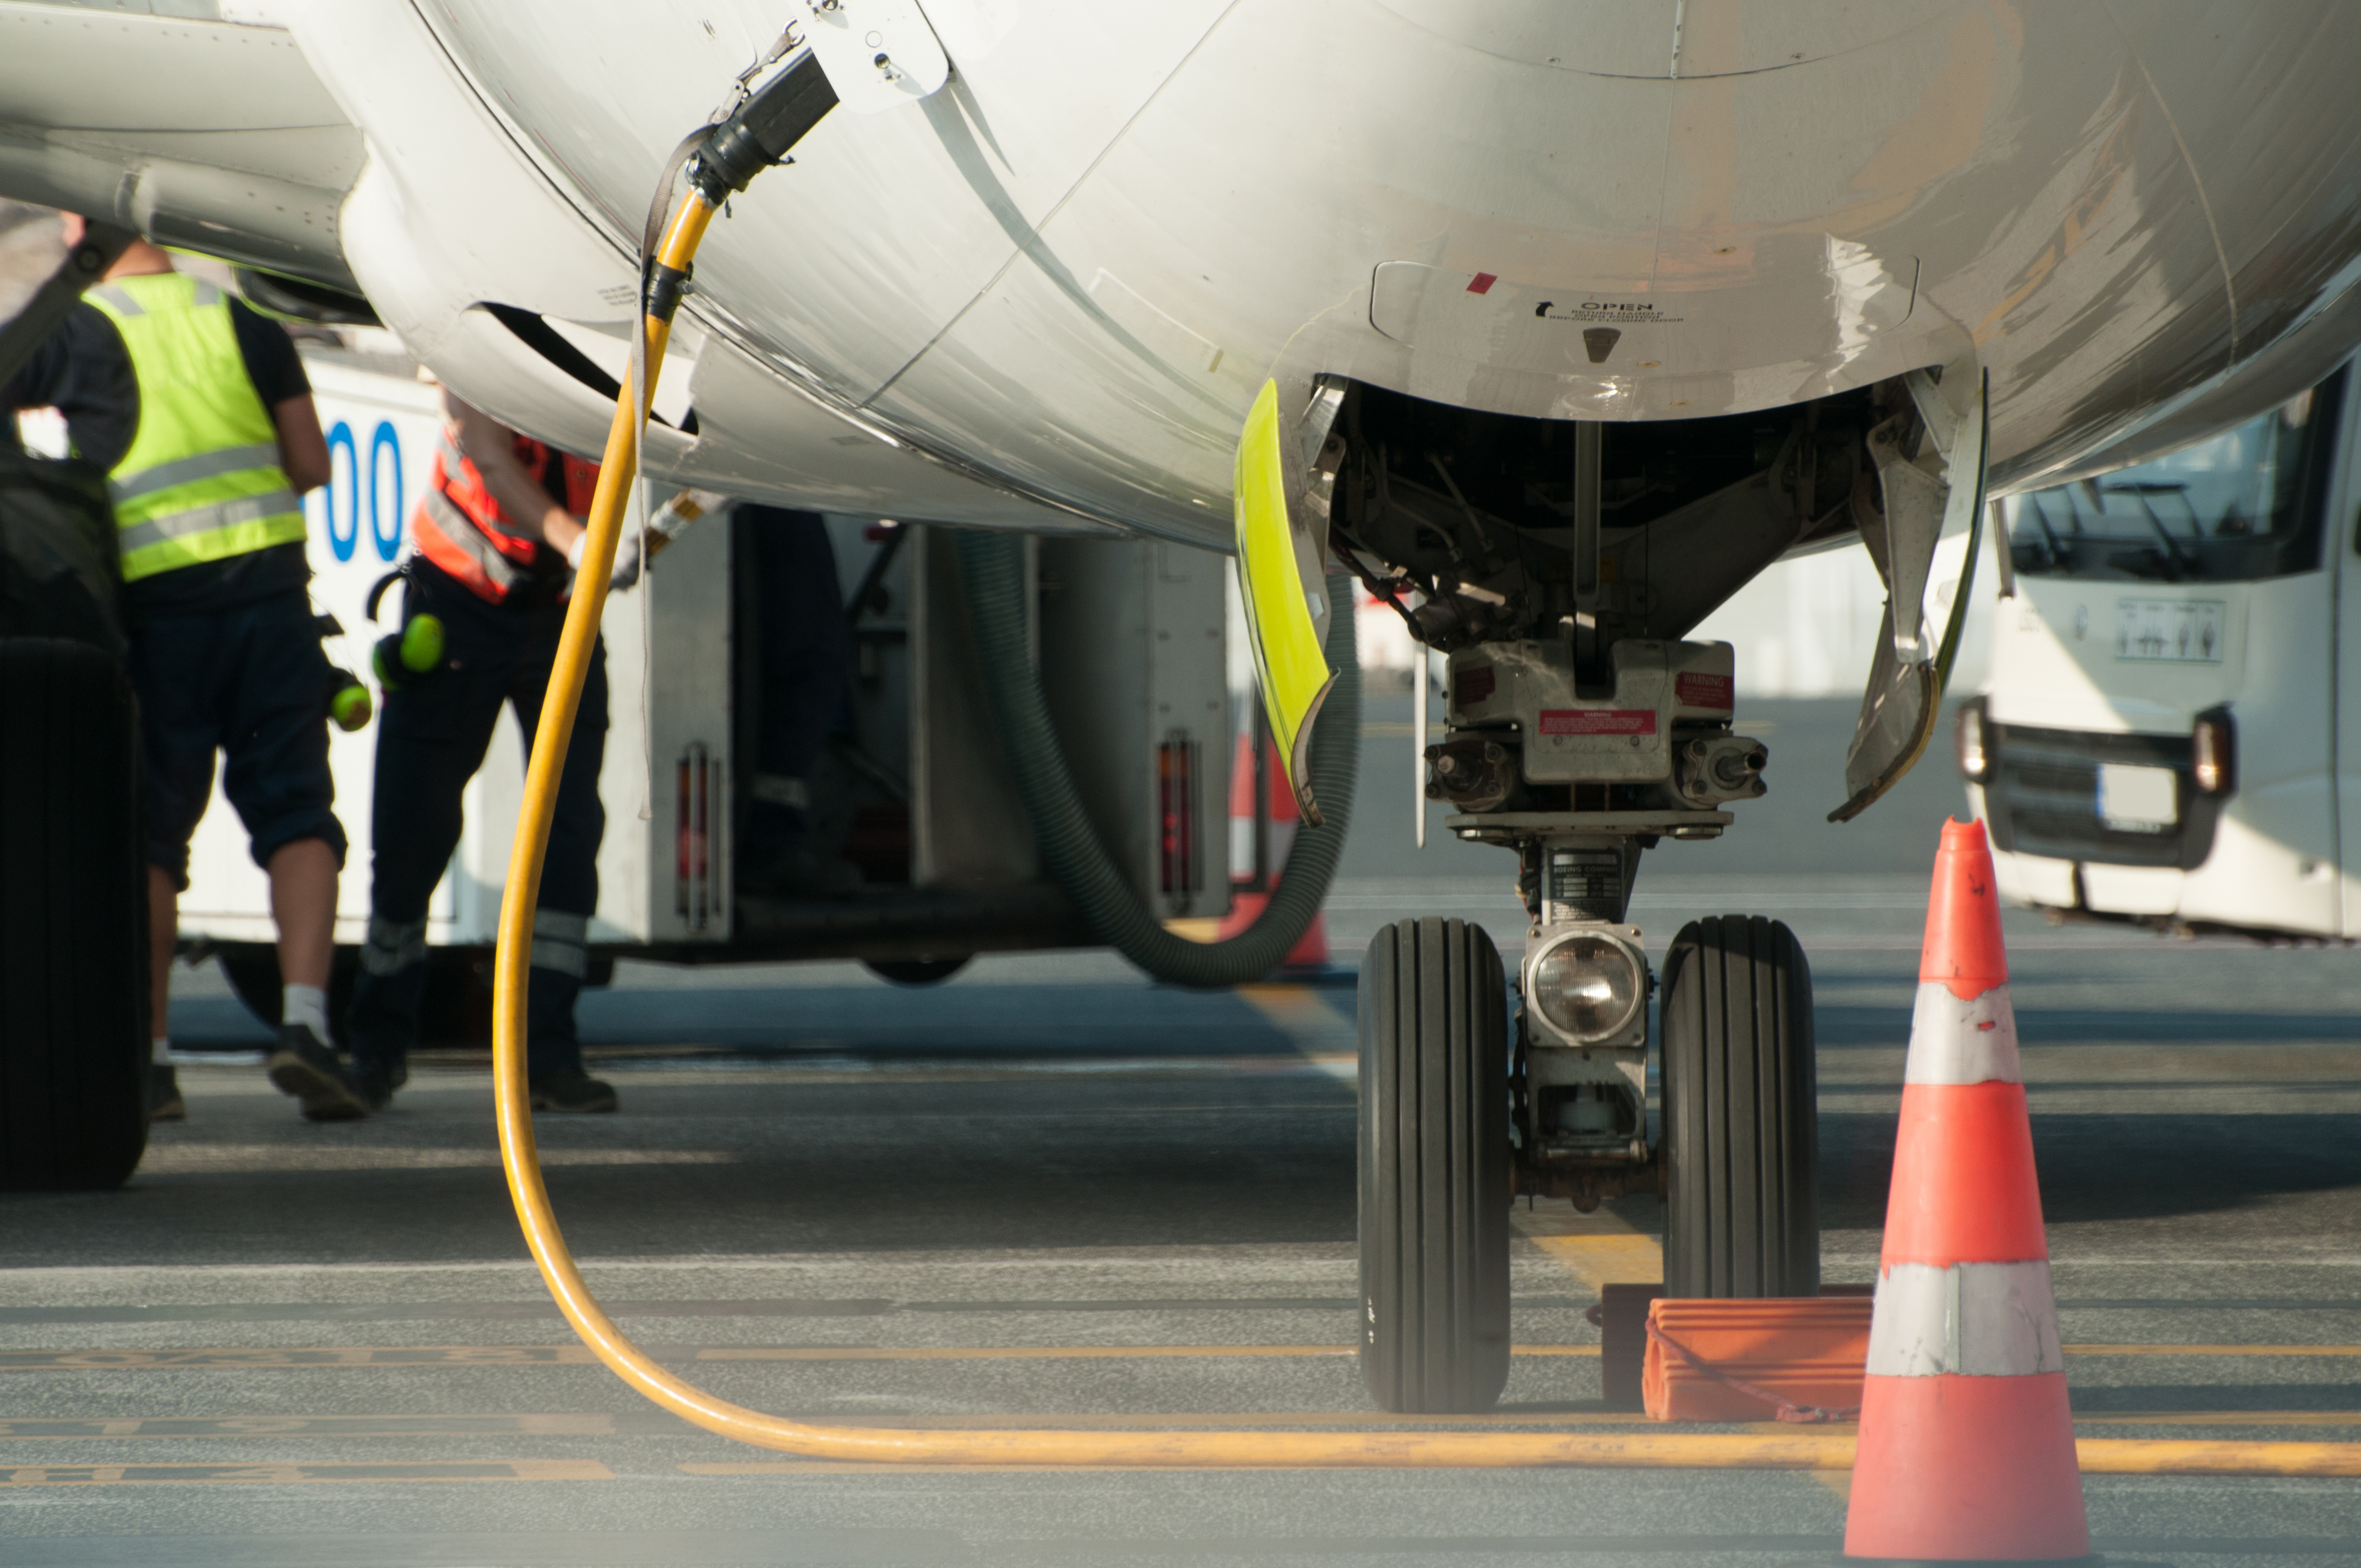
[352,1056,408,1113]
[148,1064,185,1123]
[529,1068,618,1114]
[266,1024,370,1122]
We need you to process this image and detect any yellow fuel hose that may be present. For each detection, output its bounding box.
[487,180,2361,1478]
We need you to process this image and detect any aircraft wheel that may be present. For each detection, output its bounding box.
[1660,915,1819,1297]
[864,955,972,987]
[1358,916,1511,1413]
[0,638,148,1190]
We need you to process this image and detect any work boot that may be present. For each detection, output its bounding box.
[529,1068,619,1114]
[266,1023,370,1122]
[352,1056,408,1113]
[148,1063,186,1123]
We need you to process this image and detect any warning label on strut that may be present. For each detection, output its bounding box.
[1538,709,1657,737]
[1674,672,1734,710]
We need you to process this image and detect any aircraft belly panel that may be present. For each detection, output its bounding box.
[412,0,1226,404]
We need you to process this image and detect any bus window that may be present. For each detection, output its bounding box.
[2004,369,2345,584]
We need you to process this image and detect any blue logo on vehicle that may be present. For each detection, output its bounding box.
[370,421,404,562]
[323,421,360,562]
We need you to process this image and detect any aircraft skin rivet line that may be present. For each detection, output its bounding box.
[485,57,2361,1482]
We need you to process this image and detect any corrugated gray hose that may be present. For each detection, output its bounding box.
[955,531,1359,987]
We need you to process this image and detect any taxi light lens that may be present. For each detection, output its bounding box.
[1955,701,1990,783]
[1531,935,1643,1042]
[2193,711,2234,795]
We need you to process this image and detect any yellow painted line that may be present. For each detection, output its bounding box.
[2064,1344,2361,1357]
[0,1460,610,1486]
[1237,984,1349,1032]
[701,1344,1351,1363]
[0,1414,616,1440]
[0,1347,599,1371]
[698,1345,1601,1363]
[1510,1206,1664,1293]
[1520,1233,1665,1294]
[2071,1411,2361,1427]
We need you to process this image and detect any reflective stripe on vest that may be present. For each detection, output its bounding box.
[84,275,305,582]
[410,431,596,605]
[412,486,527,600]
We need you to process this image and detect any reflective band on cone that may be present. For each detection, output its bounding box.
[1843,818,2090,1563]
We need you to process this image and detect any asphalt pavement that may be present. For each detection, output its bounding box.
[7,697,2361,1565]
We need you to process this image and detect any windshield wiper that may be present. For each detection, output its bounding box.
[2104,481,2202,581]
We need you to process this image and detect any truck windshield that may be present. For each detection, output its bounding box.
[2004,371,2343,583]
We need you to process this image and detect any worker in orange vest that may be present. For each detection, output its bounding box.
[344,389,620,1114]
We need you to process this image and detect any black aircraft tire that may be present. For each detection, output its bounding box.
[864,955,973,987]
[0,638,148,1190]
[1661,915,1819,1298]
[1358,916,1511,1413]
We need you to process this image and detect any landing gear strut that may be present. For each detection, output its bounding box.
[1353,647,1820,1415]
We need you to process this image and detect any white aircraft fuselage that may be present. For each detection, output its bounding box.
[263,0,2361,547]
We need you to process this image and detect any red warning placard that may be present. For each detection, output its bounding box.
[1674,672,1734,710]
[1538,709,1657,736]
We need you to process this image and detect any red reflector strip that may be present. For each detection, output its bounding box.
[1467,272,1498,295]
[1538,709,1657,736]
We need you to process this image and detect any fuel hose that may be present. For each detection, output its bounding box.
[956,532,1356,987]
[486,42,2361,1478]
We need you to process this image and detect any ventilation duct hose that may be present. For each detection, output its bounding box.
[955,531,1358,987]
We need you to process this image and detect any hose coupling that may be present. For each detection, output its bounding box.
[689,47,839,204]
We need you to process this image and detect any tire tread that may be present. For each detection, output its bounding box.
[1359,917,1509,1412]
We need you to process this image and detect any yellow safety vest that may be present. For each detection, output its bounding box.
[83,274,306,582]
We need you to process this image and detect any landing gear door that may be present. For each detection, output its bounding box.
[1831,369,1987,822]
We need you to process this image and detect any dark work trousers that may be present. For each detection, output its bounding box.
[741,505,848,861]
[345,563,606,1079]
[129,586,348,890]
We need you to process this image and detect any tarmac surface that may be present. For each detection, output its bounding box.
[6,697,2361,1565]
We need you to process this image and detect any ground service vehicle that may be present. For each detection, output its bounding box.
[4,1,2361,1425]
[1966,361,2361,941]
[160,346,1230,1037]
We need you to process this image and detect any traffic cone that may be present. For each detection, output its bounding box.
[1843,818,2089,1561]
[1217,727,1328,967]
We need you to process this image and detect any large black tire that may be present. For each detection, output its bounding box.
[864,955,972,987]
[1358,917,1511,1413]
[0,638,149,1190]
[1661,916,1819,1298]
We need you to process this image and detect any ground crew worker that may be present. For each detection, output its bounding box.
[0,216,369,1124]
[344,389,618,1114]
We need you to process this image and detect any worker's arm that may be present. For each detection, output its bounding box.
[443,392,585,557]
[271,393,331,493]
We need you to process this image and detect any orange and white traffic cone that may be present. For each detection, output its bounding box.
[1217,725,1328,968]
[1843,817,2088,1561]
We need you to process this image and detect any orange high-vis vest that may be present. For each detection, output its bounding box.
[411,431,599,604]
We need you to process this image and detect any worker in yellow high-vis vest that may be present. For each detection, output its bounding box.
[2,215,369,1125]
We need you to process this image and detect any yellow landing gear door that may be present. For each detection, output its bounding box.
[1233,379,1339,827]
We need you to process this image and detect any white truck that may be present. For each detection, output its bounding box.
[176,345,1236,1038]
[1963,362,2360,940]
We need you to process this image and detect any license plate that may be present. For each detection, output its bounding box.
[2096,763,2178,831]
